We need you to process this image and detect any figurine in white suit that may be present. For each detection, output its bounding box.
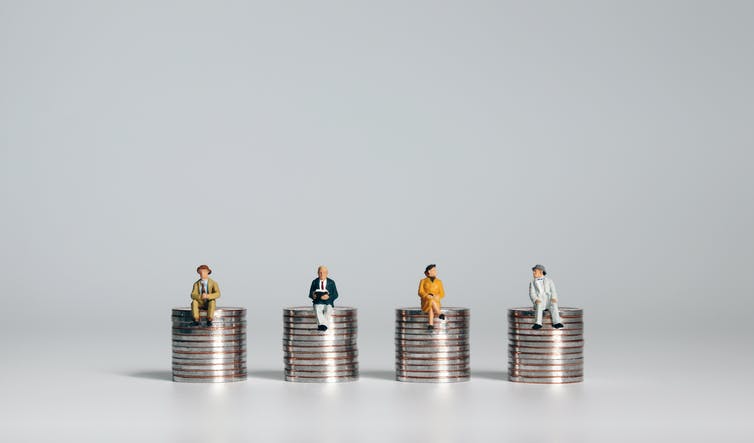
[529,264,564,329]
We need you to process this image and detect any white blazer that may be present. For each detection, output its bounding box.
[529,277,558,305]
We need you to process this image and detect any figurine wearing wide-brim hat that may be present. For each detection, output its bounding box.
[190,264,221,326]
[529,264,563,329]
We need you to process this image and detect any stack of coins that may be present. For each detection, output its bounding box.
[171,307,247,383]
[508,307,584,384]
[283,306,358,382]
[395,307,470,383]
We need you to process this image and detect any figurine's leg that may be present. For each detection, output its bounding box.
[323,304,333,328]
[191,300,200,321]
[314,304,325,326]
[207,299,216,321]
[548,300,562,327]
[429,300,440,325]
[534,302,544,325]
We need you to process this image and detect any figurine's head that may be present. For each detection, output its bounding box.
[424,264,437,278]
[197,264,212,280]
[531,264,546,278]
[317,265,328,280]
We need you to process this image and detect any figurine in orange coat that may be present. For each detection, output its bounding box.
[417,264,446,330]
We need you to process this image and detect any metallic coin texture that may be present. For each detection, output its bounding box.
[395,307,470,383]
[507,307,584,384]
[282,306,359,383]
[172,307,247,383]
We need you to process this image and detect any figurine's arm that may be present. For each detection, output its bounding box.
[549,280,558,303]
[418,280,429,299]
[309,281,318,300]
[329,281,339,302]
[529,282,538,304]
[437,282,445,300]
[191,283,202,301]
[206,282,221,300]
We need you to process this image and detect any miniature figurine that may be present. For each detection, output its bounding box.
[308,265,339,331]
[190,264,221,327]
[529,264,563,329]
[418,264,446,330]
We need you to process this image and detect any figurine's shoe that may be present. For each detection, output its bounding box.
[427,324,434,331]
[532,324,543,330]
[318,325,328,331]
[190,320,200,327]
[439,314,446,320]
[206,320,213,327]
[552,323,564,329]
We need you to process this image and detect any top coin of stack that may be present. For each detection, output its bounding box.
[171,307,247,383]
[507,307,584,384]
[395,307,470,383]
[283,307,359,383]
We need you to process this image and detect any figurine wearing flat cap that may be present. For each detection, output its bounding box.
[529,264,563,329]
[190,264,221,326]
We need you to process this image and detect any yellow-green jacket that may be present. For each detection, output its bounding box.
[191,278,221,301]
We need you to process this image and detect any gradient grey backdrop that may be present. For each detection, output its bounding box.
[1,1,752,441]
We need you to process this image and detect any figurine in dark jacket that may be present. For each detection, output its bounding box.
[308,265,339,331]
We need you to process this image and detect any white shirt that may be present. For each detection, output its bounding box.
[535,277,545,294]
[200,279,209,294]
[318,279,327,291]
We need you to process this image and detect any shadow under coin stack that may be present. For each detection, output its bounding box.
[395,307,470,383]
[171,307,247,382]
[283,307,359,382]
[508,307,584,384]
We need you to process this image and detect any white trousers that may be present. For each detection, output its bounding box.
[534,301,562,325]
[313,304,333,327]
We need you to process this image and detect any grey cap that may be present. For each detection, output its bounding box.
[531,264,547,275]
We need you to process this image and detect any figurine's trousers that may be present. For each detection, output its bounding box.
[534,301,562,325]
[313,304,333,327]
[192,299,216,321]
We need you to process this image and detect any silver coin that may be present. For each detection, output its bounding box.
[508,359,584,366]
[397,345,469,352]
[397,352,469,360]
[173,368,248,376]
[285,366,358,374]
[395,332,469,339]
[397,363,469,371]
[395,371,471,381]
[284,348,359,355]
[508,375,583,384]
[283,351,359,361]
[509,363,583,370]
[284,375,358,383]
[173,337,246,344]
[396,376,469,383]
[172,346,245,353]
[508,333,583,340]
[508,340,584,348]
[396,319,469,326]
[283,333,358,340]
[395,340,469,348]
[173,363,246,371]
[283,343,358,350]
[284,358,355,366]
[283,323,359,334]
[173,375,247,383]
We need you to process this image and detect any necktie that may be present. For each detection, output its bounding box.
[321,281,324,290]
[202,282,207,294]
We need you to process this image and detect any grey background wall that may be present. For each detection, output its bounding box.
[1,1,752,441]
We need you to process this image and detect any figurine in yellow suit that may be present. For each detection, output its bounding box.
[418,264,446,330]
[190,264,221,326]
